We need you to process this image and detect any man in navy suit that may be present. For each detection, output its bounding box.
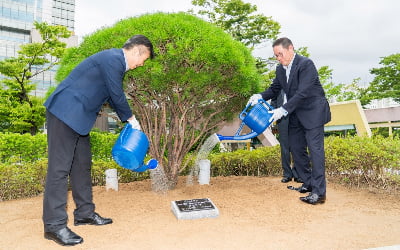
[43,35,154,246]
[248,37,331,205]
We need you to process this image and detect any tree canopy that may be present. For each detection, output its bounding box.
[361,53,400,105]
[57,12,261,187]
[190,0,280,48]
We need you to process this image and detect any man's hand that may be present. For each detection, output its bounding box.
[268,107,288,123]
[247,94,262,106]
[128,116,141,130]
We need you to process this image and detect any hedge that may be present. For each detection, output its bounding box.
[0,131,118,164]
[0,159,150,201]
[325,136,400,190]
[0,132,399,201]
[209,146,282,177]
[0,132,47,163]
[0,131,150,200]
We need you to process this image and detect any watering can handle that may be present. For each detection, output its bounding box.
[239,99,274,121]
[257,98,274,110]
[234,122,245,136]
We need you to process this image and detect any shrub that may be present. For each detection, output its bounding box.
[0,133,47,163]
[209,146,281,177]
[0,160,47,200]
[90,131,118,161]
[0,159,150,201]
[0,133,399,201]
[325,136,400,190]
[0,131,118,163]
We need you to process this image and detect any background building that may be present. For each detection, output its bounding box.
[0,0,77,96]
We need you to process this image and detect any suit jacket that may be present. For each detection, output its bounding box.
[44,48,133,135]
[261,54,331,129]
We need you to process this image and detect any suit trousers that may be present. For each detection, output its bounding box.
[43,111,95,232]
[288,112,326,196]
[277,116,299,179]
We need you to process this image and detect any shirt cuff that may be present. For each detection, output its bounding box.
[281,107,288,116]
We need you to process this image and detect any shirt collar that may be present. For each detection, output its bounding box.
[122,49,129,72]
[283,53,296,71]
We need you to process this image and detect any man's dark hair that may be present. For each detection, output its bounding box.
[123,34,155,59]
[272,37,293,49]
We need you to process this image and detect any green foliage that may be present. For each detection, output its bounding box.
[190,0,280,90]
[0,132,47,163]
[0,159,150,201]
[58,12,261,97]
[190,0,280,47]
[361,53,400,105]
[320,68,363,103]
[295,47,310,58]
[371,127,390,138]
[90,131,118,161]
[201,137,400,192]
[0,21,71,135]
[0,133,400,200]
[56,12,262,188]
[209,146,281,176]
[0,131,118,164]
[325,136,400,190]
[0,131,150,200]
[0,160,47,200]
[0,92,46,134]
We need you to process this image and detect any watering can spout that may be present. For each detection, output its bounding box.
[112,124,159,172]
[216,131,259,141]
[134,158,159,172]
[216,99,274,142]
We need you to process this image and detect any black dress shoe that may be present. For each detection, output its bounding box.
[300,193,326,205]
[287,185,312,193]
[44,227,83,246]
[281,177,292,183]
[294,178,304,183]
[74,212,113,226]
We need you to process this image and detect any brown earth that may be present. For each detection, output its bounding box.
[0,176,399,250]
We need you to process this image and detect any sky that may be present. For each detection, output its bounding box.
[74,0,400,87]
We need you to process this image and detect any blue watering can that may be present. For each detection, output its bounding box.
[216,99,274,141]
[112,123,158,172]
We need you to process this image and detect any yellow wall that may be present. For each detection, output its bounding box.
[325,100,371,137]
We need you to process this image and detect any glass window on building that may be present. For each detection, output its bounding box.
[1,0,76,97]
[0,46,6,59]
[2,6,11,18]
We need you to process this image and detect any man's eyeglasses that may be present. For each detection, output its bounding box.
[274,52,284,58]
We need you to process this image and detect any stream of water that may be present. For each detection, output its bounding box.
[187,133,220,185]
[149,133,221,192]
[150,165,169,194]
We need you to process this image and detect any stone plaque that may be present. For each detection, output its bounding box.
[171,198,219,220]
[175,198,215,212]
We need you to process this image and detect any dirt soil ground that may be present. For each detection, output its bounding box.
[1,176,400,250]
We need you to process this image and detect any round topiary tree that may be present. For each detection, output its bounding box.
[57,12,261,189]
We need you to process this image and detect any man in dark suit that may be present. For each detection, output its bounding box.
[248,37,331,205]
[271,90,302,184]
[43,35,154,246]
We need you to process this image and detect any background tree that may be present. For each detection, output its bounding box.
[0,21,71,134]
[360,53,400,105]
[56,12,260,188]
[190,0,280,79]
[190,0,280,48]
